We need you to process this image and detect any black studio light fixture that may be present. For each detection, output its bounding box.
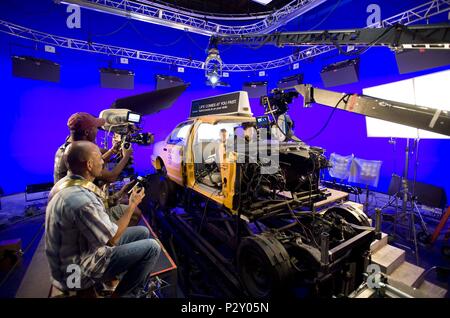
[12,55,60,83]
[320,59,360,87]
[277,74,304,90]
[99,67,135,90]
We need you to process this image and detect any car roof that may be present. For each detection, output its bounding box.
[189,115,256,124]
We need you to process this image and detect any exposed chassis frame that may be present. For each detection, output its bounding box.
[147,178,375,297]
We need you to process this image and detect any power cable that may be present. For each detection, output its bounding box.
[132,21,187,48]
[303,0,342,32]
[333,25,396,56]
[304,93,350,142]
[82,4,187,49]
[185,31,209,52]
[90,20,132,38]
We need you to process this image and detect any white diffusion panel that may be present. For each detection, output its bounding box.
[363,69,450,139]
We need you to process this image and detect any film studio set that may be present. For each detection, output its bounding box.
[0,0,450,302]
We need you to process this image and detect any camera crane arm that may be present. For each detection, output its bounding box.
[294,84,450,136]
[209,24,450,136]
[210,24,450,50]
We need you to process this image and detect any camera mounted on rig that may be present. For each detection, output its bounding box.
[99,108,154,148]
[260,88,299,117]
[258,88,300,142]
[99,109,154,178]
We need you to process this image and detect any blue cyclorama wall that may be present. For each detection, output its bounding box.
[0,0,449,197]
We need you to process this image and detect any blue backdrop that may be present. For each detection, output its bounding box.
[0,0,449,199]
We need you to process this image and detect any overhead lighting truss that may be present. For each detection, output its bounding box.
[213,24,450,50]
[0,0,448,72]
[57,0,327,36]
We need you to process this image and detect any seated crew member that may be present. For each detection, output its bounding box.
[54,112,140,224]
[46,141,161,298]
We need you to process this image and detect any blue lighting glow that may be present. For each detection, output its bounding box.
[0,0,448,201]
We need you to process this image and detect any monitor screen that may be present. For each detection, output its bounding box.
[127,112,141,123]
[256,116,270,128]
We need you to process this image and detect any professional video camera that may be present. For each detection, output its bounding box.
[99,109,154,178]
[258,88,300,142]
[260,88,299,117]
[99,108,154,148]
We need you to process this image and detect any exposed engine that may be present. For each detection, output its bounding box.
[237,141,329,213]
[229,138,373,297]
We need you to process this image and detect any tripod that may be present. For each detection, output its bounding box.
[384,138,429,265]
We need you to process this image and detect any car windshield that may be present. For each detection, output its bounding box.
[196,123,235,142]
[168,121,193,144]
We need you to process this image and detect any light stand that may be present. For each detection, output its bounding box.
[410,138,430,244]
[379,138,398,212]
[386,138,429,265]
[401,138,420,264]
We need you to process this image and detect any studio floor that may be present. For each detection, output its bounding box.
[0,190,449,298]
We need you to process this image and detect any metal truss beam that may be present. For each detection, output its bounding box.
[137,0,271,21]
[57,0,327,36]
[0,20,206,68]
[214,24,450,50]
[1,1,449,72]
[278,0,450,68]
[377,0,450,27]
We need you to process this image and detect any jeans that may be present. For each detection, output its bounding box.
[102,226,161,297]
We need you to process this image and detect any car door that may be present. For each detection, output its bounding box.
[163,120,193,184]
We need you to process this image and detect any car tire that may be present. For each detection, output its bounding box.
[158,176,177,209]
[157,158,167,176]
[237,233,292,298]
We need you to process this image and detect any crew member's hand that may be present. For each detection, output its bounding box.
[109,182,132,205]
[121,143,134,158]
[118,180,135,196]
[111,139,121,154]
[129,187,145,207]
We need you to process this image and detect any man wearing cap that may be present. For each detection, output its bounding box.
[54,112,132,184]
[54,112,139,225]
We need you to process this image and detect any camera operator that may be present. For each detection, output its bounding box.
[54,112,133,184]
[54,112,140,225]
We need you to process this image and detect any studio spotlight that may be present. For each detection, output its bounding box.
[205,38,223,88]
[206,65,221,87]
[205,67,230,87]
[209,72,219,85]
[155,74,184,90]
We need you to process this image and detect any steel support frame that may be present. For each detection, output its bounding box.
[215,25,450,49]
[1,1,449,71]
[58,0,327,36]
